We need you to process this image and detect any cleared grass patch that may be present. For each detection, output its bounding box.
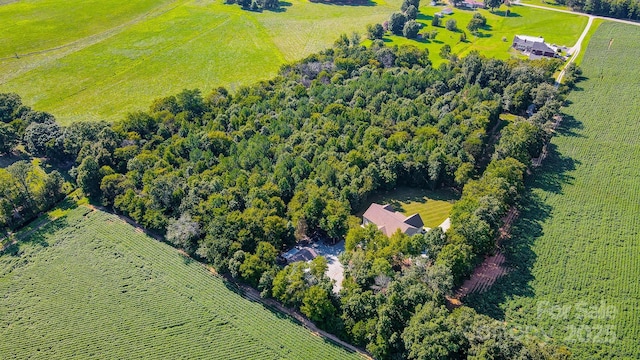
[381,5,587,66]
[360,187,458,228]
[0,206,364,359]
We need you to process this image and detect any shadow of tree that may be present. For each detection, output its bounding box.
[474,31,493,38]
[493,10,522,17]
[464,127,578,319]
[555,114,585,138]
[263,1,291,12]
[0,151,29,168]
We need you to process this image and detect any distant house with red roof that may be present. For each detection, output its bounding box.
[362,203,425,237]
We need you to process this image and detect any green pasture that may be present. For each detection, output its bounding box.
[0,0,172,59]
[467,22,640,358]
[0,0,401,124]
[0,206,363,359]
[360,187,458,228]
[382,4,588,66]
[518,0,569,9]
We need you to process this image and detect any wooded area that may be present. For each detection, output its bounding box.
[561,0,640,19]
[0,38,574,358]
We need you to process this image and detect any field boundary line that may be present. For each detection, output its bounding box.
[83,203,372,359]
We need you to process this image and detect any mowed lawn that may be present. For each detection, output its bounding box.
[0,0,401,124]
[0,206,363,359]
[360,187,458,228]
[467,22,640,358]
[383,4,588,66]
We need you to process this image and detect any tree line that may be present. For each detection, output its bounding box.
[1,36,575,358]
[560,0,640,19]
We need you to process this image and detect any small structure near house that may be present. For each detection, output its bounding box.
[435,7,454,16]
[512,35,557,59]
[363,203,425,237]
[459,0,485,9]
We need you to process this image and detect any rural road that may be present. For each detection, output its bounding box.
[513,1,640,84]
[556,15,593,84]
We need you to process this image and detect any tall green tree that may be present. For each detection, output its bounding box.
[389,13,408,35]
[402,302,459,360]
[484,0,502,11]
[76,156,101,199]
[301,285,336,326]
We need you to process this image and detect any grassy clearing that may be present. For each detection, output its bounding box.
[466,22,640,358]
[382,4,587,66]
[360,187,458,228]
[0,0,401,124]
[0,206,363,359]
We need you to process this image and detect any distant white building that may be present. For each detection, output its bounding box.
[435,7,454,17]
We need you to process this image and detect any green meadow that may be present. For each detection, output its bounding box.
[384,4,588,66]
[0,206,363,359]
[0,0,402,124]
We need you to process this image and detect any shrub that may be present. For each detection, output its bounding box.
[366,23,385,40]
[439,44,451,59]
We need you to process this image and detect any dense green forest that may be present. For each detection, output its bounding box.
[561,0,640,19]
[0,37,576,358]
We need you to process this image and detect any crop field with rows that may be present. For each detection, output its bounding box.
[466,22,640,358]
[0,207,363,359]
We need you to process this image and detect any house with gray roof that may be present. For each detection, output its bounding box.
[512,35,557,58]
[362,203,425,237]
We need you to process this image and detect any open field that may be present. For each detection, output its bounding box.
[519,0,569,9]
[0,206,363,359]
[383,4,588,66]
[466,22,640,358]
[360,187,458,228]
[0,0,401,124]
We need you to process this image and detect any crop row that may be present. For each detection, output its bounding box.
[0,209,362,359]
